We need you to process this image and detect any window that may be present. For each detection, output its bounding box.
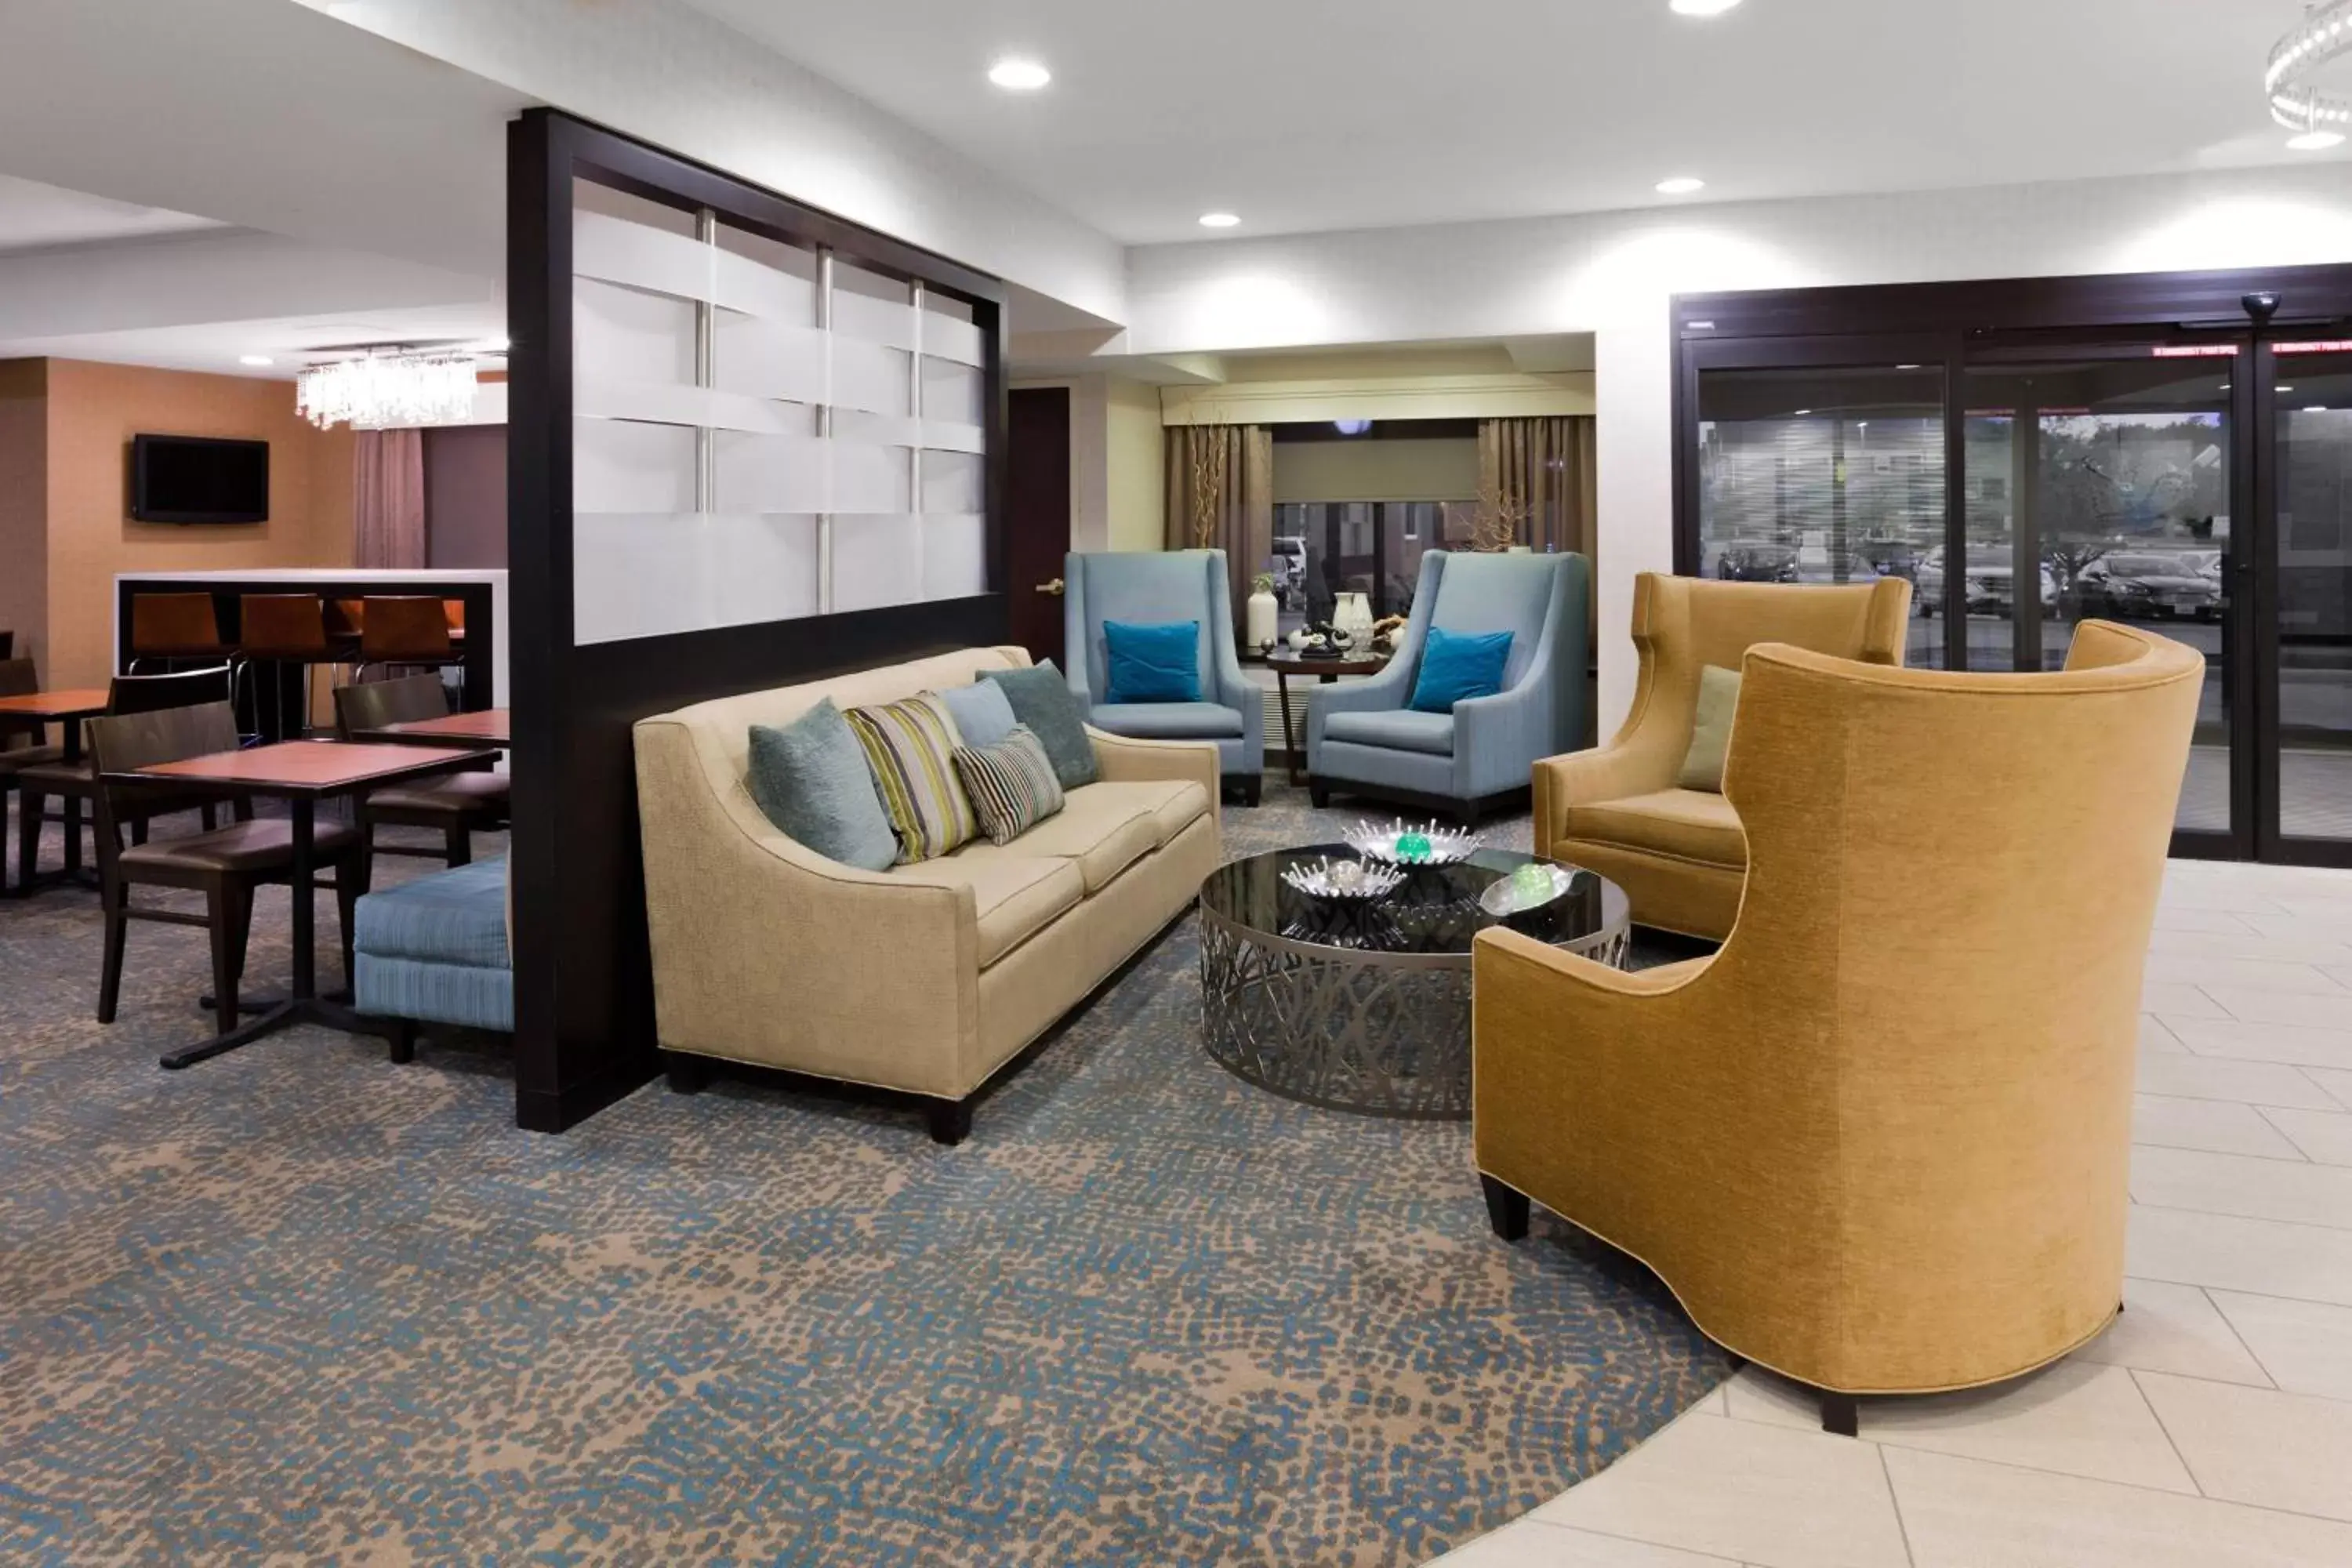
[1271,500,1458,639]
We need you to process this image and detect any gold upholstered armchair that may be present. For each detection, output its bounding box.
[1475,622,2204,1434]
[1534,572,1911,938]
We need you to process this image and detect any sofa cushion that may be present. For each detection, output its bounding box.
[354,856,512,968]
[745,698,897,872]
[1133,779,1213,845]
[957,783,1164,893]
[1408,626,1513,713]
[1324,710,1457,756]
[1088,701,1245,741]
[895,852,1084,968]
[953,724,1065,846]
[1563,788,1746,868]
[983,660,1100,790]
[845,692,978,863]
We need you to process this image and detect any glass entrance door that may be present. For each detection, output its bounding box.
[1961,347,2240,843]
[2269,345,2352,854]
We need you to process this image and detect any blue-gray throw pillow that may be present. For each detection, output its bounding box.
[1103,619,1202,703]
[1409,627,1515,713]
[932,679,1019,748]
[746,698,898,872]
[982,660,1100,790]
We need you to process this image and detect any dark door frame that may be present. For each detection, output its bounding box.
[1006,386,1072,670]
[1671,263,2352,868]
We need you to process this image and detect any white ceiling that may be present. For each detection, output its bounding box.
[682,0,2340,245]
[0,173,222,254]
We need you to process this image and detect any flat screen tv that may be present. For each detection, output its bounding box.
[131,434,270,524]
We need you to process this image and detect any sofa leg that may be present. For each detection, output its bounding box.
[1479,1174,1530,1242]
[1243,775,1262,807]
[387,1018,416,1065]
[665,1051,712,1094]
[1817,1388,1860,1437]
[927,1094,974,1145]
[1308,779,1330,809]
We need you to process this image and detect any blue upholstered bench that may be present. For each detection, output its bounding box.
[354,855,513,1060]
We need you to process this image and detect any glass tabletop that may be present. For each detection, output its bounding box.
[1198,844,1626,959]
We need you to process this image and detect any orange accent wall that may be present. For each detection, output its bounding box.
[0,360,46,670]
[35,359,355,689]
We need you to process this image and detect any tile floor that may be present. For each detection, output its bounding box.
[1433,857,2352,1568]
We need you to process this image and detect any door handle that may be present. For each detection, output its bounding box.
[1036,578,1065,597]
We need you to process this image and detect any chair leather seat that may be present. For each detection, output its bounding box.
[1323,710,1457,756]
[368,771,510,816]
[0,744,66,778]
[1562,788,1746,868]
[1088,702,1247,740]
[119,818,361,874]
[15,757,93,791]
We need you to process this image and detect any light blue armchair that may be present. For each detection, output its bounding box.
[1065,549,1266,804]
[1307,550,1588,824]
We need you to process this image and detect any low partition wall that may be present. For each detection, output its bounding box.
[507,109,1008,1131]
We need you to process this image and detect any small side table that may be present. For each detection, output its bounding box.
[1266,651,1388,786]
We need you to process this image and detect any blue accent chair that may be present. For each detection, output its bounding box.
[354,855,514,1059]
[1064,549,1265,804]
[1307,550,1589,824]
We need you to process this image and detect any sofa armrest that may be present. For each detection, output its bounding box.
[1087,726,1221,806]
[633,717,982,1095]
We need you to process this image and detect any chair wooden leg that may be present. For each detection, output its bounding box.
[665,1051,712,1094]
[206,882,244,1037]
[96,890,129,1024]
[387,1018,416,1065]
[927,1094,975,1145]
[223,881,253,998]
[1479,1174,1530,1241]
[445,822,471,868]
[335,855,364,990]
[200,802,218,833]
[16,787,38,890]
[1817,1389,1860,1437]
[1243,775,1263,806]
[1308,779,1330,808]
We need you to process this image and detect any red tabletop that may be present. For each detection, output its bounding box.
[0,688,110,720]
[121,741,488,796]
[361,708,510,746]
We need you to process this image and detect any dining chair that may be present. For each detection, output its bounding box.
[355,597,463,688]
[332,674,508,869]
[87,700,367,1036]
[126,593,233,672]
[15,666,238,891]
[1,658,66,888]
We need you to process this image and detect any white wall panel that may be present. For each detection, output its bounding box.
[831,285,916,350]
[573,513,710,644]
[923,513,987,601]
[921,449,983,514]
[713,429,828,514]
[830,337,912,418]
[832,514,923,613]
[920,313,985,368]
[573,208,714,303]
[707,514,819,626]
[575,276,695,387]
[830,438,911,515]
[712,244,817,325]
[713,311,828,405]
[574,418,695,514]
[921,356,984,428]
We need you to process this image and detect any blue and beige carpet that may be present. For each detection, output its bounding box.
[0,786,1732,1566]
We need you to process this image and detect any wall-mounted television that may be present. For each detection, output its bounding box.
[130,434,270,524]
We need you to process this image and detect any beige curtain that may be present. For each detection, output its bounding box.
[1479,416,1597,559]
[1163,423,1275,626]
[353,427,427,569]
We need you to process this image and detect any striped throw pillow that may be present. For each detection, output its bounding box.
[952,724,1066,846]
[844,693,978,862]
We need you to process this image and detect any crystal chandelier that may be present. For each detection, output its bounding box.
[2267,0,2352,145]
[296,350,478,430]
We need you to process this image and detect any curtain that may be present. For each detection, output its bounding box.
[1163,423,1276,627]
[1479,416,1597,559]
[353,427,427,569]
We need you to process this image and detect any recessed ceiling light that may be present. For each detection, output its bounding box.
[238,354,274,367]
[1198,212,1241,229]
[1896,363,1922,370]
[1655,176,1705,195]
[2278,385,2297,393]
[1793,408,1813,416]
[2288,130,2345,151]
[1670,0,1744,14]
[986,57,1051,91]
[2307,404,2331,412]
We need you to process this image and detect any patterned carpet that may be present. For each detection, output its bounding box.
[0,783,1733,1566]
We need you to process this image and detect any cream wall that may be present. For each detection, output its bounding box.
[1123,162,2352,731]
[1272,438,1477,505]
[36,360,355,690]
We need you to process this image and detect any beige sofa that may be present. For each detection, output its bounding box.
[632,646,1221,1143]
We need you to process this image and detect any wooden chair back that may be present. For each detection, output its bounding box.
[85,701,241,867]
[359,597,454,662]
[109,666,234,716]
[0,656,38,755]
[238,594,330,658]
[333,673,449,739]
[129,593,227,656]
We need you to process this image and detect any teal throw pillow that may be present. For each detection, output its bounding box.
[1408,627,1514,713]
[746,698,898,872]
[1103,619,1202,703]
[982,660,1100,790]
[933,679,1019,748]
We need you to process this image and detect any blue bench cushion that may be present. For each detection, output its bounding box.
[1089,702,1245,741]
[355,954,514,1034]
[354,856,510,969]
[1324,710,1457,756]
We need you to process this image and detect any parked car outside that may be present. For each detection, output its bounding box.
[2075,550,2223,622]
[1915,545,2058,619]
[1713,539,1800,583]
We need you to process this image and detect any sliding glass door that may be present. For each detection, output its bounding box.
[2270,343,2352,851]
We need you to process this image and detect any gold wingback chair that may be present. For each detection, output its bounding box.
[1534,572,1912,938]
[1475,621,2204,1434]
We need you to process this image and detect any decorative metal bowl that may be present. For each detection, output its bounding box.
[1280,855,1407,902]
[1477,860,1581,917]
[1342,818,1483,867]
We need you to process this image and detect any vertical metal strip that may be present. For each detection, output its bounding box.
[910,281,926,601]
[817,248,836,615]
[695,209,716,514]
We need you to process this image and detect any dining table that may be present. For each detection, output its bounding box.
[108,739,494,1069]
[354,706,511,748]
[0,686,111,894]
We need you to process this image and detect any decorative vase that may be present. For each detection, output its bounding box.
[1247,587,1279,652]
[1333,591,1374,644]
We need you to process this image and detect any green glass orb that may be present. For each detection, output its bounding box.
[1396,831,1432,863]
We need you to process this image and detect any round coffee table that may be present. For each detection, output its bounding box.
[1197,845,1629,1120]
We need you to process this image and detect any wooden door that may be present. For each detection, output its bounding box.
[1006,387,1072,668]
